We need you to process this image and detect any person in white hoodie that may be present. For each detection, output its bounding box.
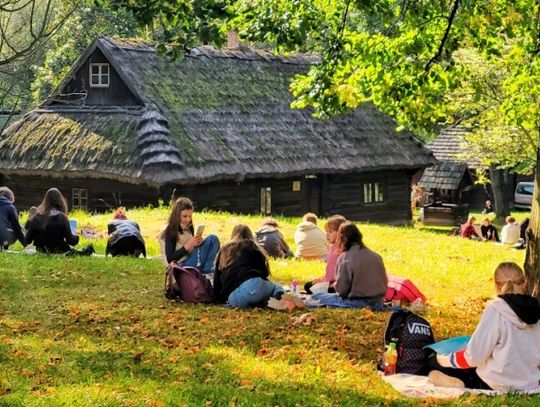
[501,216,520,244]
[294,213,328,260]
[428,262,540,391]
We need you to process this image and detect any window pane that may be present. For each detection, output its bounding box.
[101,64,109,74]
[101,74,109,85]
[375,183,384,202]
[91,75,99,85]
[91,65,99,74]
[363,183,373,204]
[266,187,271,214]
[260,188,266,214]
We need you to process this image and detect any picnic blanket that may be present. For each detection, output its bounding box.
[381,373,540,399]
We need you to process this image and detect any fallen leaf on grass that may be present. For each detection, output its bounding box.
[291,312,316,326]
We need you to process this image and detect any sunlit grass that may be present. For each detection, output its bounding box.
[1,207,537,406]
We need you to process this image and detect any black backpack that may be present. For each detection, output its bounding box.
[381,310,435,375]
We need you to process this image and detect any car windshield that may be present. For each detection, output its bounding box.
[517,184,534,195]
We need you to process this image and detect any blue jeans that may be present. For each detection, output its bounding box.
[227,277,284,309]
[180,234,220,274]
[308,293,387,310]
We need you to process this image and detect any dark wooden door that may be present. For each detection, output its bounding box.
[302,176,321,214]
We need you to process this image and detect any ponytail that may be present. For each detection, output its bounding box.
[494,262,526,295]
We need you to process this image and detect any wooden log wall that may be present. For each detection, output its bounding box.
[1,169,416,224]
[1,174,159,212]
[322,170,413,225]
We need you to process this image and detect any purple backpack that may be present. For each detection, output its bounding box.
[164,264,214,304]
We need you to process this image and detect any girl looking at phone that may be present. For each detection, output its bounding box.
[160,197,220,274]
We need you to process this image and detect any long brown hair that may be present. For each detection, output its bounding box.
[218,224,268,270]
[160,197,194,242]
[38,187,68,214]
[336,221,365,251]
[36,187,69,227]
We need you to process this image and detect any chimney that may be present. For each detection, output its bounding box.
[227,31,240,49]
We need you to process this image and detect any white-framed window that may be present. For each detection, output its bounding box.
[72,188,88,210]
[260,187,272,215]
[89,63,110,87]
[363,182,384,204]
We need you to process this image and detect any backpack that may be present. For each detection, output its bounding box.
[381,310,435,375]
[385,275,427,304]
[164,264,214,304]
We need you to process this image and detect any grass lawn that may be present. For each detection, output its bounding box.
[1,207,538,406]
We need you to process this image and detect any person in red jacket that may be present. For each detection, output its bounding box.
[459,216,480,240]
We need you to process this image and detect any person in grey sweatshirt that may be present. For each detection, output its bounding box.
[309,221,388,309]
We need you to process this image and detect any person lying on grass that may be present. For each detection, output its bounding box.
[213,224,285,309]
[159,197,220,274]
[106,208,146,258]
[428,262,540,391]
[25,187,94,256]
[304,214,347,294]
[309,222,388,309]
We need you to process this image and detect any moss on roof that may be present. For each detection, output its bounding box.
[1,37,436,184]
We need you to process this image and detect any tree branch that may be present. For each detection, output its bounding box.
[424,0,460,71]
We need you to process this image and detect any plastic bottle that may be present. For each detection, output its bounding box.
[410,298,425,314]
[383,342,398,376]
[290,279,299,294]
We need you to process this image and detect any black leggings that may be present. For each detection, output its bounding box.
[427,354,492,390]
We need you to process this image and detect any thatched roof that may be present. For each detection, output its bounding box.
[0,37,436,185]
[419,162,470,190]
[426,126,482,169]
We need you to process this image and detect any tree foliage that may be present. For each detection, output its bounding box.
[0,0,76,114]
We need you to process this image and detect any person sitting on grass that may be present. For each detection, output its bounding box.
[254,218,293,259]
[293,212,328,260]
[106,208,146,257]
[0,186,26,250]
[309,222,388,309]
[480,217,499,242]
[159,197,220,274]
[459,216,480,240]
[25,187,94,256]
[427,262,540,391]
[213,224,285,308]
[304,215,347,294]
[501,216,520,244]
[482,200,494,214]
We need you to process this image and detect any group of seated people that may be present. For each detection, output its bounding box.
[0,186,145,257]
[2,189,539,392]
[459,215,529,246]
[160,197,388,310]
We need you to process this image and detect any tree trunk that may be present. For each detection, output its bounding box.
[524,144,540,301]
[489,167,510,219]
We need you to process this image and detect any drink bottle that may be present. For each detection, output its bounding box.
[383,342,398,376]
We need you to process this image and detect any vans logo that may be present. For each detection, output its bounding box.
[407,322,431,336]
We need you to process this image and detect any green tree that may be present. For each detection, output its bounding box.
[445,48,537,219]
[0,0,76,126]
[99,0,540,298]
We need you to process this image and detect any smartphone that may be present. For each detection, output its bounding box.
[196,225,205,237]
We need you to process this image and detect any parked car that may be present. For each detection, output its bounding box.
[514,181,535,209]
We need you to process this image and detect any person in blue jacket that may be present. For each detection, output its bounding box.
[0,186,26,250]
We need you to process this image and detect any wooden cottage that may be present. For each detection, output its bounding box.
[420,126,532,207]
[0,37,435,224]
